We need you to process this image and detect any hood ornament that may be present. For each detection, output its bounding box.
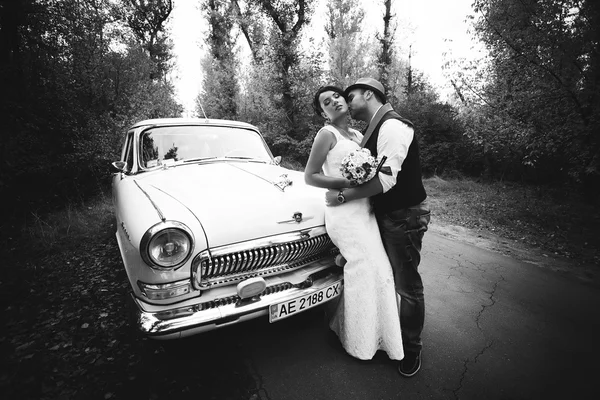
[227,164,293,192]
[277,211,313,224]
[273,174,293,191]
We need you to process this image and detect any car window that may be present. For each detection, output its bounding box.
[139,126,272,168]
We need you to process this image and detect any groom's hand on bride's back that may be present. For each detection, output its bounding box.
[325,189,341,206]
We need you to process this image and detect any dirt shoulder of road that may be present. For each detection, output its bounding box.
[428,222,600,287]
[422,176,600,288]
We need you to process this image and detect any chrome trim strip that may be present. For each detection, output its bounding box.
[134,180,165,222]
[132,269,343,338]
[228,164,294,192]
[277,216,314,224]
[209,226,327,256]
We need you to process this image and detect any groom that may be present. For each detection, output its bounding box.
[326,78,430,377]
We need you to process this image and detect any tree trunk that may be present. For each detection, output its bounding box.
[377,0,393,90]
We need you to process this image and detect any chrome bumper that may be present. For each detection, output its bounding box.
[130,268,343,339]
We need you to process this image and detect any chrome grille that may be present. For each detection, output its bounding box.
[203,234,332,278]
[192,229,336,289]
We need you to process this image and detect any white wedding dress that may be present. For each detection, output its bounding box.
[322,126,404,361]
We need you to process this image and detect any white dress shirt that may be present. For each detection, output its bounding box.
[370,105,414,193]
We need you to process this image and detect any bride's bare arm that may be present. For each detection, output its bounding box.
[305,129,352,189]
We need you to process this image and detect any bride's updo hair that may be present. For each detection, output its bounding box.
[313,85,345,117]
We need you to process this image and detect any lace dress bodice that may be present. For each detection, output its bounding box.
[322,128,361,179]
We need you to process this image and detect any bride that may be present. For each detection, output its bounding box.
[304,85,404,361]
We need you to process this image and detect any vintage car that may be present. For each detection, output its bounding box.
[111,118,343,339]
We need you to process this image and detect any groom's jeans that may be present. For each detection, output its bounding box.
[376,202,430,354]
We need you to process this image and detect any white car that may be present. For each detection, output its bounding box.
[111,118,342,339]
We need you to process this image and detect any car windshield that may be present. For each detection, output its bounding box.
[139,125,273,169]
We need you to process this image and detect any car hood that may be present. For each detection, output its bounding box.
[135,161,326,248]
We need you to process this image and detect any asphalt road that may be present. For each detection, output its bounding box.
[4,227,598,400]
[171,230,599,400]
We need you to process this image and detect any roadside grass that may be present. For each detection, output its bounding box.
[423,175,599,266]
[15,191,115,256]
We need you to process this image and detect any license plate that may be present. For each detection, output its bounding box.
[269,281,342,323]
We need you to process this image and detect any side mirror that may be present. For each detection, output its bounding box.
[273,156,282,166]
[111,161,127,173]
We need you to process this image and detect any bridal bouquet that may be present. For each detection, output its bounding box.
[340,148,383,186]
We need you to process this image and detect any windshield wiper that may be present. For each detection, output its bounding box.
[223,156,268,163]
[181,156,267,164]
[182,157,218,163]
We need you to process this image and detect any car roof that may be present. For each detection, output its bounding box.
[129,118,258,130]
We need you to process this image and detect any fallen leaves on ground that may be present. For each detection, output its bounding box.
[1,226,257,400]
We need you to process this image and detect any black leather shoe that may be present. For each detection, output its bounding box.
[398,350,421,377]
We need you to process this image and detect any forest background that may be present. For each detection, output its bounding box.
[1,0,599,233]
[2,2,600,398]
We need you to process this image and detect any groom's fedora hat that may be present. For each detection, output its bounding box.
[345,78,387,102]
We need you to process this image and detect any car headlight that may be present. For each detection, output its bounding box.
[140,221,194,269]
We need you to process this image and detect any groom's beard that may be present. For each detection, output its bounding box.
[349,108,367,122]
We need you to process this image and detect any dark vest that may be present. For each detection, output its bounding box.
[364,110,427,213]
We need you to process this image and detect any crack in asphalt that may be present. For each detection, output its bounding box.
[443,256,469,278]
[245,356,272,400]
[452,340,495,400]
[476,275,504,330]
[451,274,503,399]
[452,356,470,400]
